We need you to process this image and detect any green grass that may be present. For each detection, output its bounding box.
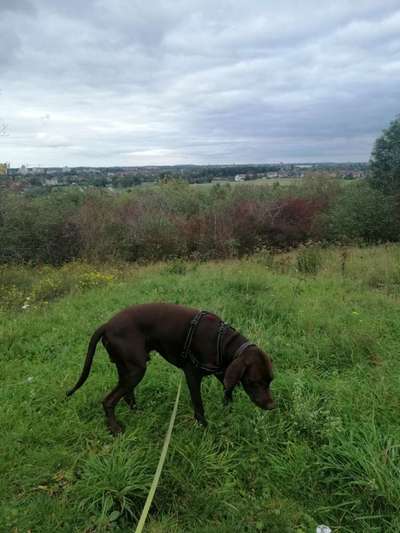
[1,246,400,532]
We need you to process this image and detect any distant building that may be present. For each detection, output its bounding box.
[19,165,28,175]
[234,174,246,182]
[43,177,59,186]
[347,170,364,178]
[32,167,44,174]
[0,163,9,176]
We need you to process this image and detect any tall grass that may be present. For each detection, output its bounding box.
[1,246,400,531]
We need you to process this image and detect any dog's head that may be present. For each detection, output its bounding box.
[223,347,275,410]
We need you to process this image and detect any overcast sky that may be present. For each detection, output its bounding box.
[1,0,400,167]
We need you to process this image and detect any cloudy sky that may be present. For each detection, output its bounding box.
[1,0,400,167]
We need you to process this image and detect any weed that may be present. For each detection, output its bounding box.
[297,246,323,274]
[164,258,188,275]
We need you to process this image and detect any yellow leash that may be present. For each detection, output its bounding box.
[134,378,182,533]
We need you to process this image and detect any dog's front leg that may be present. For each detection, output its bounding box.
[215,373,233,406]
[223,389,233,406]
[184,365,207,427]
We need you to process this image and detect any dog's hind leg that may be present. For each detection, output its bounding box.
[101,337,148,435]
[102,335,146,414]
[116,361,136,409]
[102,363,146,435]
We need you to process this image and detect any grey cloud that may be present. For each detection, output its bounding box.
[0,0,35,14]
[0,25,21,66]
[0,1,36,67]
[2,0,400,166]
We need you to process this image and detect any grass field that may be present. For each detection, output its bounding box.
[1,246,400,532]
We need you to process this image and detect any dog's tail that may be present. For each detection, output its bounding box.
[66,324,106,397]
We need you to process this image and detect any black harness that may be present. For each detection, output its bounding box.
[180,311,255,373]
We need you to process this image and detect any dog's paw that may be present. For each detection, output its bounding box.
[223,395,233,407]
[108,421,124,436]
[195,414,208,428]
[124,397,137,410]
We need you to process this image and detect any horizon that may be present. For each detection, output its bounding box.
[7,161,368,170]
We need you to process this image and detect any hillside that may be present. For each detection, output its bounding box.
[1,248,400,531]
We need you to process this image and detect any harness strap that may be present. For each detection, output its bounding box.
[181,311,207,360]
[216,321,229,367]
[233,340,256,360]
[181,311,256,372]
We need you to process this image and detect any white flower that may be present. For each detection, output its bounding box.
[316,526,332,533]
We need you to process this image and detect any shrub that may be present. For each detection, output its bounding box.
[264,197,326,247]
[0,191,83,264]
[323,182,399,243]
[0,179,398,265]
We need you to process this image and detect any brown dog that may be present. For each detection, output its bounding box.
[67,303,275,435]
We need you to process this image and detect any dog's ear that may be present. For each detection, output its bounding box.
[224,356,247,393]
